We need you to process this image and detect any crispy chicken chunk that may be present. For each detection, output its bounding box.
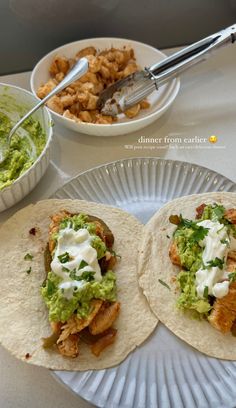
[208,282,236,333]
[57,334,79,358]
[91,328,117,357]
[89,302,120,335]
[169,241,181,267]
[225,209,236,224]
[227,251,236,271]
[195,203,206,219]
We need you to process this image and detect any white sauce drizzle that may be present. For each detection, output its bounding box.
[51,227,102,299]
[195,219,230,299]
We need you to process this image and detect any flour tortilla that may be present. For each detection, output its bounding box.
[0,199,157,370]
[138,192,236,360]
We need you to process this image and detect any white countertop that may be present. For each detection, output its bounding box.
[0,45,236,408]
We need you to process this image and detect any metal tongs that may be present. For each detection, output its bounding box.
[98,24,236,116]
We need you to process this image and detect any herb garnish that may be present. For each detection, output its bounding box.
[158,279,170,290]
[58,252,70,263]
[24,253,33,261]
[203,286,209,298]
[26,267,32,275]
[47,279,56,296]
[206,257,224,270]
[211,204,225,222]
[220,239,230,246]
[190,226,209,243]
[79,260,88,269]
[110,250,122,259]
[171,214,209,243]
[70,269,95,282]
[228,271,236,283]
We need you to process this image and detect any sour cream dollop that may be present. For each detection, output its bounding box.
[51,227,102,299]
[195,219,230,299]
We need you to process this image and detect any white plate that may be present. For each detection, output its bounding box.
[52,158,236,408]
[30,38,180,136]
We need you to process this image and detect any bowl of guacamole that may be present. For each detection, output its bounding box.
[0,83,53,211]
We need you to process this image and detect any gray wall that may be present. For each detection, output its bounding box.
[1,0,236,75]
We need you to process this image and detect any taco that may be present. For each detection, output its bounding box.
[138,192,236,360]
[0,199,157,370]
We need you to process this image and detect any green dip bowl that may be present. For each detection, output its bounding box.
[0,83,53,211]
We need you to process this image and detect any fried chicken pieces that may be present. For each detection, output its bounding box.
[37,46,150,123]
[55,300,120,358]
[43,211,120,358]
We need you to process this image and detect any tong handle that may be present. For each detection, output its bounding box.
[147,24,236,87]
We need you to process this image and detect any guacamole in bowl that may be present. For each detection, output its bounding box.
[0,83,53,211]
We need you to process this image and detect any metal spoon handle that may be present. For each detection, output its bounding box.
[8,57,89,141]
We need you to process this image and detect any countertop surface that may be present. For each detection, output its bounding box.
[0,45,236,408]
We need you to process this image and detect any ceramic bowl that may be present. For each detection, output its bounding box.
[30,37,180,137]
[0,83,53,211]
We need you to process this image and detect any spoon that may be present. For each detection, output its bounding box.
[0,57,89,164]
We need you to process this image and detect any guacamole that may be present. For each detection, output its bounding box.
[42,270,117,322]
[172,214,211,317]
[0,112,46,190]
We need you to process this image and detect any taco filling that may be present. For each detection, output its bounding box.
[41,210,120,358]
[169,203,236,335]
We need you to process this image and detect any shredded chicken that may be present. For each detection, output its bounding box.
[89,302,120,335]
[91,328,117,357]
[57,334,80,358]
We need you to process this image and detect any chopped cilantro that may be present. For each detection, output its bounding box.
[79,271,95,282]
[24,253,33,261]
[211,204,225,222]
[158,279,170,290]
[58,252,70,263]
[70,269,95,282]
[110,249,121,259]
[173,215,209,243]
[220,239,230,247]
[26,267,32,275]
[228,271,236,283]
[203,286,209,298]
[201,203,225,222]
[47,279,56,296]
[179,216,197,229]
[79,260,88,269]
[206,257,224,270]
[189,225,209,243]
